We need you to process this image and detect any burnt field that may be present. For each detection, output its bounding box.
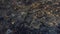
[0,0,60,34]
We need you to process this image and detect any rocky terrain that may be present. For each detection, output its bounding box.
[0,0,60,34]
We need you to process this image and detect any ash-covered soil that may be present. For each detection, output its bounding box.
[0,0,60,34]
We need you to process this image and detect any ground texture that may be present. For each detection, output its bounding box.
[0,0,60,34]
